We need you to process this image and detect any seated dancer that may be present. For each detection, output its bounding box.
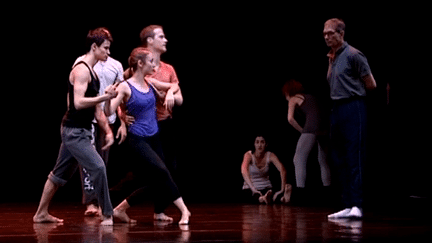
[105,47,190,225]
[241,135,292,204]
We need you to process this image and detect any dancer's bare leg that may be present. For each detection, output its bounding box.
[33,179,64,223]
[113,200,136,224]
[262,190,273,205]
[281,184,292,203]
[173,197,191,225]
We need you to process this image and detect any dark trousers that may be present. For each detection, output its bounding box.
[330,97,367,209]
[126,132,181,214]
[158,118,177,177]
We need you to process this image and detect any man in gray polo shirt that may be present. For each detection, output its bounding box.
[324,18,376,219]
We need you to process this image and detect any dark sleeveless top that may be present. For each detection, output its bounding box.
[62,61,100,129]
[297,94,328,135]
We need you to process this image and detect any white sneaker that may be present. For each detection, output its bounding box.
[347,206,363,218]
[327,208,352,219]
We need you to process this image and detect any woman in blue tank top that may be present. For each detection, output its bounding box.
[105,47,190,225]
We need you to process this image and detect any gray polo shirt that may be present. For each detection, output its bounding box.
[327,42,371,100]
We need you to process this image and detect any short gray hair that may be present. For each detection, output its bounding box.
[325,18,345,33]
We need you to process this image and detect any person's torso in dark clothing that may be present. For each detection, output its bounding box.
[62,61,100,129]
[297,94,329,135]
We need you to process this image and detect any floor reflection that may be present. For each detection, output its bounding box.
[33,223,63,243]
[10,202,427,242]
[242,205,363,242]
[328,218,363,242]
[33,219,191,243]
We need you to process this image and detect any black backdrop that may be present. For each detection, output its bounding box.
[2,4,429,205]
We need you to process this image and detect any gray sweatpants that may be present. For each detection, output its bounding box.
[293,133,331,188]
[48,126,113,216]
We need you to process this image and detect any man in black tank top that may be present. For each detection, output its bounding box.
[33,28,118,225]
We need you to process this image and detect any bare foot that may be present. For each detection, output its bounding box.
[33,213,64,223]
[100,216,114,226]
[179,211,191,225]
[84,204,101,217]
[281,184,292,203]
[263,190,273,205]
[113,209,136,224]
[154,213,173,222]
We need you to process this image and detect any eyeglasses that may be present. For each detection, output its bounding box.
[323,30,339,37]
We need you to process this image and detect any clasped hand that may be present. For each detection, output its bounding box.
[104,82,120,99]
[164,90,175,112]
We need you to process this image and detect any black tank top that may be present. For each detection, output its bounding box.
[62,61,100,129]
[297,94,328,135]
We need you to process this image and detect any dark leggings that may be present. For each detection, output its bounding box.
[126,132,181,214]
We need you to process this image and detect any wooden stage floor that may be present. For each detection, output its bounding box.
[0,202,430,242]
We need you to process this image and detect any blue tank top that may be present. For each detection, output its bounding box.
[125,81,158,137]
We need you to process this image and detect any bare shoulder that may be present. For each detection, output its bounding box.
[268,152,280,162]
[242,151,253,162]
[70,64,90,84]
[117,81,129,89]
[266,151,275,158]
[117,81,131,95]
[292,95,305,106]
